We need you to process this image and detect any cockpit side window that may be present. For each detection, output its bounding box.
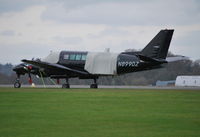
[63,54,69,60]
[69,54,76,60]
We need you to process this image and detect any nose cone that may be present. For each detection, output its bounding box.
[13,63,30,74]
[13,63,38,75]
[13,64,24,72]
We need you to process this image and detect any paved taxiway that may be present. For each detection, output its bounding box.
[1,85,200,90]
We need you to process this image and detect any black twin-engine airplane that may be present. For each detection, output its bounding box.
[13,29,185,88]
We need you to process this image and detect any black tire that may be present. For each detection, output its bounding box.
[14,81,21,88]
[62,84,70,88]
[90,84,98,89]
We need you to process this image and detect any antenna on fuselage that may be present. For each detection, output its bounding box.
[104,48,110,53]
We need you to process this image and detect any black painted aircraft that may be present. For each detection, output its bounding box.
[13,29,186,88]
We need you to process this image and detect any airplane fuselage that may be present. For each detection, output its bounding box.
[14,51,165,80]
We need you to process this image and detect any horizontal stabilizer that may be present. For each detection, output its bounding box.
[138,54,167,63]
[166,56,190,62]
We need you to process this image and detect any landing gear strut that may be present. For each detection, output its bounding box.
[90,78,98,88]
[14,74,21,88]
[62,78,70,88]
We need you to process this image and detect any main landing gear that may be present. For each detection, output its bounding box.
[61,78,98,89]
[14,74,21,88]
[90,78,98,88]
[62,78,70,88]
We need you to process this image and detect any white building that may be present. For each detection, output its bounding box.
[175,76,200,87]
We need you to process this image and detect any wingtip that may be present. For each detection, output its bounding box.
[21,59,28,62]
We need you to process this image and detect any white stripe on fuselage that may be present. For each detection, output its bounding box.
[84,52,119,75]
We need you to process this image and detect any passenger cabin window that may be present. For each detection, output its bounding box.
[81,54,86,60]
[63,53,87,61]
[69,54,76,60]
[75,54,82,60]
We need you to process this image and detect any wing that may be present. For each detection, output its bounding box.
[22,59,88,75]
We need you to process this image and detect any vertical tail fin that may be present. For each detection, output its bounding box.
[141,29,174,59]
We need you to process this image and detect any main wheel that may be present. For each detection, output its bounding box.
[90,84,98,89]
[14,81,21,88]
[62,84,70,88]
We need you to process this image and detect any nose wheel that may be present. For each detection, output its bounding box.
[14,80,21,88]
[14,74,21,88]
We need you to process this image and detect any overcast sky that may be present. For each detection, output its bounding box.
[0,0,200,64]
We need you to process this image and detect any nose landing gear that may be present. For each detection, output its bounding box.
[14,74,21,88]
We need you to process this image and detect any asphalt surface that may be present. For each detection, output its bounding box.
[1,84,200,90]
